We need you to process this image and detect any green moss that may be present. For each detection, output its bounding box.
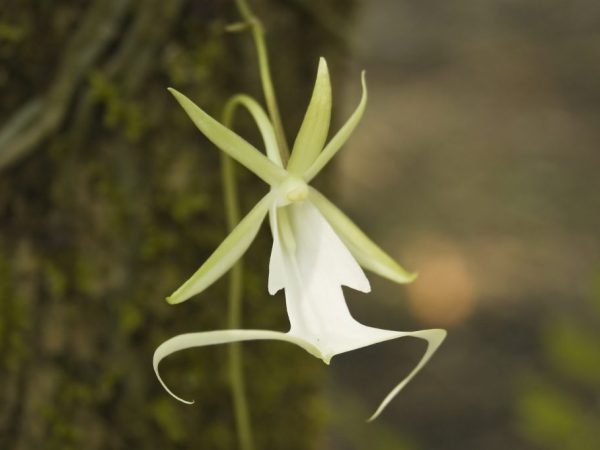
[140,226,178,260]
[151,397,187,443]
[170,192,211,222]
[0,242,32,372]
[517,271,600,450]
[0,22,27,43]
[42,260,68,300]
[88,72,149,142]
[543,319,600,387]
[164,21,228,90]
[119,302,143,335]
[517,379,598,450]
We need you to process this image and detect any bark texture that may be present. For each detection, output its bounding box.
[0,1,357,448]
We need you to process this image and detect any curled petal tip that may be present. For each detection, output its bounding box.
[367,328,447,421]
[175,396,194,405]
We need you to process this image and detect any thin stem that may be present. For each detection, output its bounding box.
[222,109,254,450]
[235,0,289,164]
[221,3,286,448]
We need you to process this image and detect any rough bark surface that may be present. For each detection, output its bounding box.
[0,1,357,448]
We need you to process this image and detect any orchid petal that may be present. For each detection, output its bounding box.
[153,329,322,404]
[287,57,332,176]
[223,94,283,167]
[366,328,447,421]
[167,193,274,305]
[303,71,367,182]
[308,188,418,284]
[267,205,286,295]
[168,88,286,185]
[154,326,445,420]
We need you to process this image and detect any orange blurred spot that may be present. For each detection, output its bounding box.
[405,239,477,327]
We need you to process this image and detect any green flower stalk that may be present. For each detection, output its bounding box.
[155,56,446,422]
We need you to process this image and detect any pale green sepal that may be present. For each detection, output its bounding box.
[367,329,447,422]
[308,188,418,284]
[303,71,367,182]
[168,88,286,185]
[223,94,283,167]
[287,57,332,176]
[167,192,274,305]
[153,329,322,404]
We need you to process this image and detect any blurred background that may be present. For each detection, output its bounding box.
[1,0,599,449]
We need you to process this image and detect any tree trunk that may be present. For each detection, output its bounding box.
[0,1,357,448]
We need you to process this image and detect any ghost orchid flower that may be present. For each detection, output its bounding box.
[155,58,446,421]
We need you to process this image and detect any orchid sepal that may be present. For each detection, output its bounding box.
[308,187,418,284]
[166,192,274,305]
[168,88,287,185]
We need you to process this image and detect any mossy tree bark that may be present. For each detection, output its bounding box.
[0,1,357,448]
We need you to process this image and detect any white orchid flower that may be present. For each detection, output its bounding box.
[155,58,446,421]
